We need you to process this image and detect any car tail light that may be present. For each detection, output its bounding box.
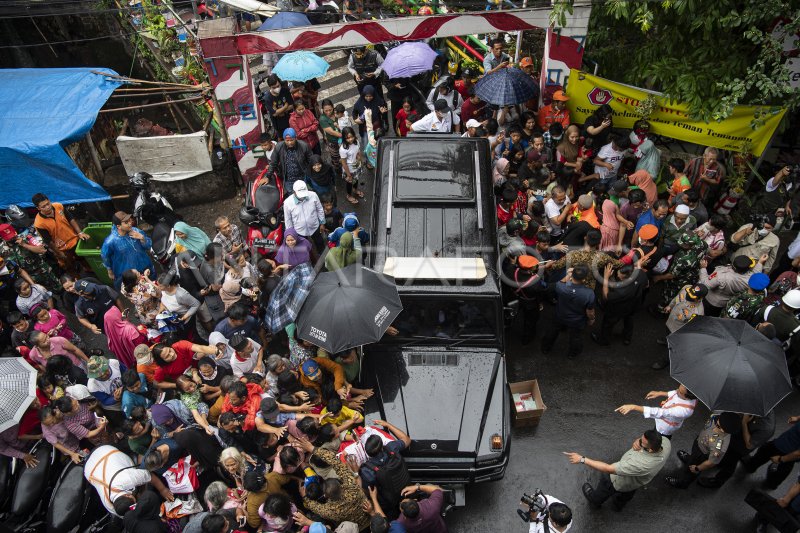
[491,433,503,451]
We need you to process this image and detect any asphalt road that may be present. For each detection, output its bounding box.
[336,167,800,532]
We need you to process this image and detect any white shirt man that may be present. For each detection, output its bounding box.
[594,141,625,182]
[411,99,460,134]
[230,336,264,377]
[283,180,324,238]
[544,188,571,238]
[616,385,697,436]
[528,494,573,533]
[84,445,164,515]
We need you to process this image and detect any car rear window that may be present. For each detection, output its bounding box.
[394,140,476,201]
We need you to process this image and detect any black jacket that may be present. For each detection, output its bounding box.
[266,140,313,182]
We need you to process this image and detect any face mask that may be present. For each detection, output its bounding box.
[269,87,280,96]
[758,228,770,236]
[638,238,646,246]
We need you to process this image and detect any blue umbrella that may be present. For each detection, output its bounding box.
[263,262,316,333]
[272,51,330,82]
[381,42,438,79]
[474,67,538,106]
[257,12,311,31]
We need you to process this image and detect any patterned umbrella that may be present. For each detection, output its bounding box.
[474,67,539,106]
[263,262,317,333]
[0,357,37,433]
[272,51,330,83]
[257,12,311,31]
[381,42,439,79]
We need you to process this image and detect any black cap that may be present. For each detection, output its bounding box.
[259,397,279,419]
[434,99,450,112]
[717,412,742,434]
[229,333,249,351]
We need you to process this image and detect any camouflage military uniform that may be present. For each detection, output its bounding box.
[721,290,765,323]
[659,233,707,309]
[0,241,60,293]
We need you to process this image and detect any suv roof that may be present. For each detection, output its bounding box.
[369,136,500,296]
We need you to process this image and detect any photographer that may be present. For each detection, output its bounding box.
[731,216,780,274]
[761,164,797,219]
[524,493,573,533]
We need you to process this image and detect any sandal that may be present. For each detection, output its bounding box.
[347,195,359,204]
[356,190,365,198]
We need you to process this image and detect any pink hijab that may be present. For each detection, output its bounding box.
[104,307,145,369]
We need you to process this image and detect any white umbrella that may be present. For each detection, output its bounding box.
[0,357,38,433]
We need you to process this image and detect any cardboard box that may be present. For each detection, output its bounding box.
[509,379,546,428]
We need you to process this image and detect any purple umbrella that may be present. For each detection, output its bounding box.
[382,42,438,79]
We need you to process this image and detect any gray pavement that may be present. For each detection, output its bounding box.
[444,300,799,533]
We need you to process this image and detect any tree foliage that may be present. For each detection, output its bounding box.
[552,0,800,124]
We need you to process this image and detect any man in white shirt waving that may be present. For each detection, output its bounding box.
[615,384,697,438]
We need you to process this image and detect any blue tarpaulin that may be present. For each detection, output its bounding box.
[0,68,122,209]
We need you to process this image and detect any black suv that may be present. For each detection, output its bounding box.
[362,136,510,493]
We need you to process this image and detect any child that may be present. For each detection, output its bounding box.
[339,126,362,205]
[121,369,153,419]
[175,374,214,435]
[395,97,415,137]
[319,396,363,432]
[321,195,344,239]
[37,374,64,403]
[30,303,80,344]
[334,103,354,132]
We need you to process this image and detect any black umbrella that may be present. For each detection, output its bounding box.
[668,316,792,416]
[295,263,402,353]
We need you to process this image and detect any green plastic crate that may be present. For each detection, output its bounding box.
[74,222,114,286]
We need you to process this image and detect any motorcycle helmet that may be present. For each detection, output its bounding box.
[129,172,153,190]
[4,204,32,229]
[239,206,259,226]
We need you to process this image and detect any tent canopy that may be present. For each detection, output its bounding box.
[0,68,121,209]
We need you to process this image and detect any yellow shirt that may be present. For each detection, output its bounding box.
[320,405,361,426]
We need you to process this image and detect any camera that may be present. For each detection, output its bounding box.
[517,489,549,522]
[787,164,800,180]
[751,213,771,231]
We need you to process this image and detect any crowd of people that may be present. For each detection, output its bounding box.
[2,24,800,532]
[0,187,441,532]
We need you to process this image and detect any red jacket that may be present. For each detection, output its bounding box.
[222,382,263,431]
[289,110,320,150]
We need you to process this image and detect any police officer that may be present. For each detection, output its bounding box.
[721,272,770,323]
[702,412,775,488]
[74,280,123,335]
[699,253,766,316]
[665,412,742,488]
[347,46,384,97]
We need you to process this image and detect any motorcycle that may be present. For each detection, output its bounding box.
[129,172,180,265]
[239,171,285,259]
[0,442,60,532]
[46,460,107,533]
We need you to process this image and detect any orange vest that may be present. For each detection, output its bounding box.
[34,202,78,252]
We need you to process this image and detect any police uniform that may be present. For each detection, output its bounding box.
[347,49,384,96]
[670,416,731,488]
[699,261,761,314]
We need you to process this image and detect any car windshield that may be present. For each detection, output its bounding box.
[394,141,476,201]
[390,297,498,341]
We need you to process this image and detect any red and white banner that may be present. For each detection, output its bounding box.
[199,19,268,183]
[202,9,554,57]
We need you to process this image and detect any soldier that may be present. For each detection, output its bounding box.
[721,272,770,323]
[699,254,766,316]
[665,412,742,488]
[0,224,60,294]
[652,233,707,312]
[652,283,707,369]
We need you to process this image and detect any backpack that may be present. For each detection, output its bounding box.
[367,450,410,516]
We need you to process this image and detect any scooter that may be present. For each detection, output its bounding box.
[0,442,60,532]
[239,171,284,258]
[129,172,180,265]
[46,460,106,533]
